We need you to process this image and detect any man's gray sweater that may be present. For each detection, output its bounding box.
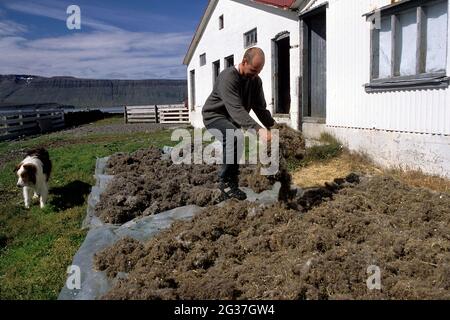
[202,66,275,130]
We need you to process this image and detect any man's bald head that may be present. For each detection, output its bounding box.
[241,47,265,79]
[243,47,265,65]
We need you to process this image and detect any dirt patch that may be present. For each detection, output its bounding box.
[94,237,146,278]
[270,123,305,202]
[239,124,306,200]
[95,175,450,300]
[96,147,223,224]
[388,169,450,195]
[274,123,306,163]
[96,146,277,224]
[96,125,307,224]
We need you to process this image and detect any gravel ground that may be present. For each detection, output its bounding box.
[57,122,188,137]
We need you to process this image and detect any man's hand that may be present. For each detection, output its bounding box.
[259,128,272,143]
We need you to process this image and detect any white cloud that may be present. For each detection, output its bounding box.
[0,30,191,79]
[0,20,28,36]
[4,0,122,32]
[3,0,173,29]
[0,0,194,79]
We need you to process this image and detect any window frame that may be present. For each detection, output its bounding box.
[212,60,220,85]
[224,55,234,68]
[200,53,206,67]
[219,15,224,30]
[244,28,258,48]
[365,0,449,92]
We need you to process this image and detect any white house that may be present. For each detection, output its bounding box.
[183,0,302,128]
[184,0,450,178]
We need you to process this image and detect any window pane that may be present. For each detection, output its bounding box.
[200,54,206,66]
[244,29,257,48]
[425,1,448,73]
[379,17,392,78]
[396,9,417,76]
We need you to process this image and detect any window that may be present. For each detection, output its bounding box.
[244,28,257,48]
[366,0,449,92]
[213,60,220,85]
[200,53,206,67]
[225,55,234,68]
[219,15,224,30]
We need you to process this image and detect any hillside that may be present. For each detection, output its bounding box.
[0,75,187,108]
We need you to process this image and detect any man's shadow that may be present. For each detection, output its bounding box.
[50,180,92,210]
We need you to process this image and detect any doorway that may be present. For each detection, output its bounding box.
[272,32,291,115]
[301,5,327,121]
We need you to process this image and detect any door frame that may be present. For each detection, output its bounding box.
[299,2,328,130]
[272,31,291,116]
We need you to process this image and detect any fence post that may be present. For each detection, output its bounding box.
[124,106,128,124]
[155,105,159,123]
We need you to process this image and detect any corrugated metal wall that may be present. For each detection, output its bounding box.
[325,0,450,135]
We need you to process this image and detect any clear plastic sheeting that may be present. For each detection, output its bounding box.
[58,225,118,300]
[82,157,113,230]
[242,182,282,204]
[59,148,282,300]
[58,205,204,300]
[115,205,203,242]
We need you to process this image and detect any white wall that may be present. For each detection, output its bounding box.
[329,127,450,178]
[325,0,450,135]
[186,0,300,129]
[306,0,450,177]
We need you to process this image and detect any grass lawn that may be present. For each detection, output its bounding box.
[0,125,175,299]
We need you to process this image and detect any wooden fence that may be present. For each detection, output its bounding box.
[0,106,65,141]
[124,104,189,124]
[124,105,158,123]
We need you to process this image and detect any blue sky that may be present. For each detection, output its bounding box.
[0,0,208,79]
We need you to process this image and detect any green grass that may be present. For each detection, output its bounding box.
[0,126,175,300]
[286,132,344,171]
[90,115,124,127]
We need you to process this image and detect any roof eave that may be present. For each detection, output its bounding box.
[183,0,307,66]
[183,0,218,66]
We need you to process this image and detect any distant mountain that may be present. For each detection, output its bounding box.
[0,75,187,108]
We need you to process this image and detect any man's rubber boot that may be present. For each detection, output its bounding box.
[219,178,247,201]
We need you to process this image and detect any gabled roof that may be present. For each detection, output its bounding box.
[252,0,296,8]
[183,0,303,66]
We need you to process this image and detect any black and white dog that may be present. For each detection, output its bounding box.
[14,148,52,209]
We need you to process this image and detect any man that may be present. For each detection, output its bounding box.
[202,47,275,200]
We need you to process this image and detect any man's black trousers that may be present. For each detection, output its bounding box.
[205,118,244,182]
